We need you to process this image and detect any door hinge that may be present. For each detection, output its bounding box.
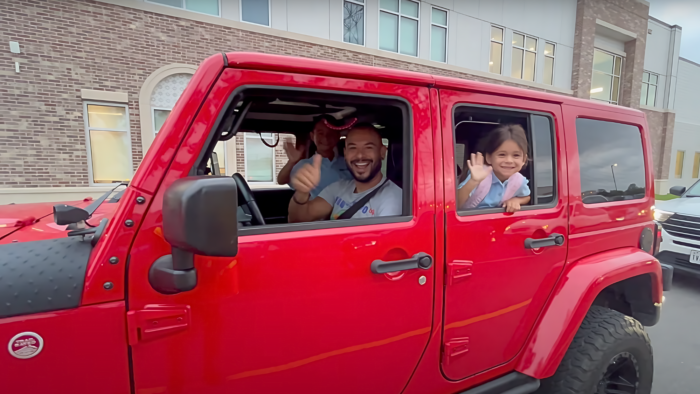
[443,337,470,364]
[127,305,191,346]
[447,261,473,285]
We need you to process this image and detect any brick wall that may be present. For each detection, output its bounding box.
[0,0,578,189]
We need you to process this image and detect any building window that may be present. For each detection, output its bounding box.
[641,71,658,106]
[83,103,133,185]
[591,49,623,105]
[241,0,270,26]
[343,0,365,45]
[511,32,537,81]
[693,153,700,179]
[245,133,275,182]
[576,119,646,203]
[153,108,171,134]
[543,42,555,85]
[379,0,420,57]
[489,26,503,74]
[148,0,220,16]
[430,7,448,62]
[676,151,685,179]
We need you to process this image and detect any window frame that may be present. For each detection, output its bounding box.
[190,85,415,236]
[489,25,504,74]
[430,6,449,63]
[511,31,538,81]
[451,104,559,216]
[342,0,366,46]
[543,41,556,85]
[378,0,421,57]
[243,132,277,185]
[82,101,134,187]
[240,0,271,27]
[641,71,659,107]
[146,0,221,17]
[152,107,172,135]
[591,48,624,105]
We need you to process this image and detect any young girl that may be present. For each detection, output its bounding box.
[457,124,531,212]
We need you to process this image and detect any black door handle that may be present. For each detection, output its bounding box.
[371,252,433,274]
[524,233,565,249]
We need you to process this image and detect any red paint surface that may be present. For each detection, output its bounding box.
[0,302,130,394]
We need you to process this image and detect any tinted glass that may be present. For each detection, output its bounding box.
[399,17,418,56]
[401,0,419,17]
[380,0,399,12]
[576,119,646,203]
[432,8,447,25]
[241,0,269,26]
[490,42,502,74]
[343,1,365,45]
[491,26,503,42]
[532,115,555,204]
[687,180,700,196]
[186,0,219,15]
[431,25,447,62]
[379,11,399,52]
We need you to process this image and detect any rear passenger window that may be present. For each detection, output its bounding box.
[453,106,556,213]
[576,118,646,204]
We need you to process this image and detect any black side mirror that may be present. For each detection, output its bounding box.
[53,204,89,225]
[670,186,686,197]
[150,177,238,294]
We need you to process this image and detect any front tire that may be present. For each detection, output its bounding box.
[537,306,653,394]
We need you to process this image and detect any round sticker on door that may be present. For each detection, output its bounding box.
[8,332,44,359]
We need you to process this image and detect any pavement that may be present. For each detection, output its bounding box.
[648,273,700,394]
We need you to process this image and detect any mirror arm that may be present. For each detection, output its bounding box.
[148,248,197,295]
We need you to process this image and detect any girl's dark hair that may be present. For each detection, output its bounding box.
[480,124,529,162]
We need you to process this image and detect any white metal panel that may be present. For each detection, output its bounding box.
[594,35,625,53]
[428,0,454,10]
[365,0,379,49]
[220,0,240,20]
[419,2,431,60]
[453,0,479,16]
[674,60,700,125]
[270,0,287,30]
[287,0,330,39]
[329,0,342,42]
[643,20,671,76]
[669,121,700,184]
[554,43,573,90]
[478,0,504,25]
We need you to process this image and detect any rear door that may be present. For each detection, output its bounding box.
[438,89,569,379]
[127,67,437,393]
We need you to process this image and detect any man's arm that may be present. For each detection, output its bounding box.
[288,154,333,222]
[288,191,333,222]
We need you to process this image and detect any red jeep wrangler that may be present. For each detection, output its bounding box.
[1,53,672,394]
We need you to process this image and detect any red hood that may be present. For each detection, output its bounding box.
[0,199,119,244]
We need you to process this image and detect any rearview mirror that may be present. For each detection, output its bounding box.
[669,186,686,197]
[150,177,238,294]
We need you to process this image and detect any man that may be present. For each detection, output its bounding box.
[288,124,402,222]
[277,115,352,199]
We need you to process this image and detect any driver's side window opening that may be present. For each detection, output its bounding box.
[453,106,556,214]
[197,88,412,231]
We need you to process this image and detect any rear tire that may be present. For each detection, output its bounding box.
[536,306,653,394]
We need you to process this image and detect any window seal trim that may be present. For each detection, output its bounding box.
[450,103,559,216]
[190,83,415,232]
[145,0,222,17]
[429,5,449,63]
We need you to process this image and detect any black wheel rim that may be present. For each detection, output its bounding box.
[597,352,639,394]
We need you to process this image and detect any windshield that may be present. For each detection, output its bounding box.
[686,180,700,197]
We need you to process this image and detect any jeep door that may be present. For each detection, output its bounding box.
[126,60,437,394]
[438,87,569,380]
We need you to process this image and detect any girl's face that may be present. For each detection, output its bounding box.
[485,139,526,181]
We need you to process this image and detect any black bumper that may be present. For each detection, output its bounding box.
[656,251,685,290]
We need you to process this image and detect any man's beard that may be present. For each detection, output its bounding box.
[349,158,383,183]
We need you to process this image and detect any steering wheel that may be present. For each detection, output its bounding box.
[232,173,266,226]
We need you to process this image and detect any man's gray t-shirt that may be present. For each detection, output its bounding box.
[317,176,403,220]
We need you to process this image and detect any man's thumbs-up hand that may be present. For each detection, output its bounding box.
[291,154,323,194]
